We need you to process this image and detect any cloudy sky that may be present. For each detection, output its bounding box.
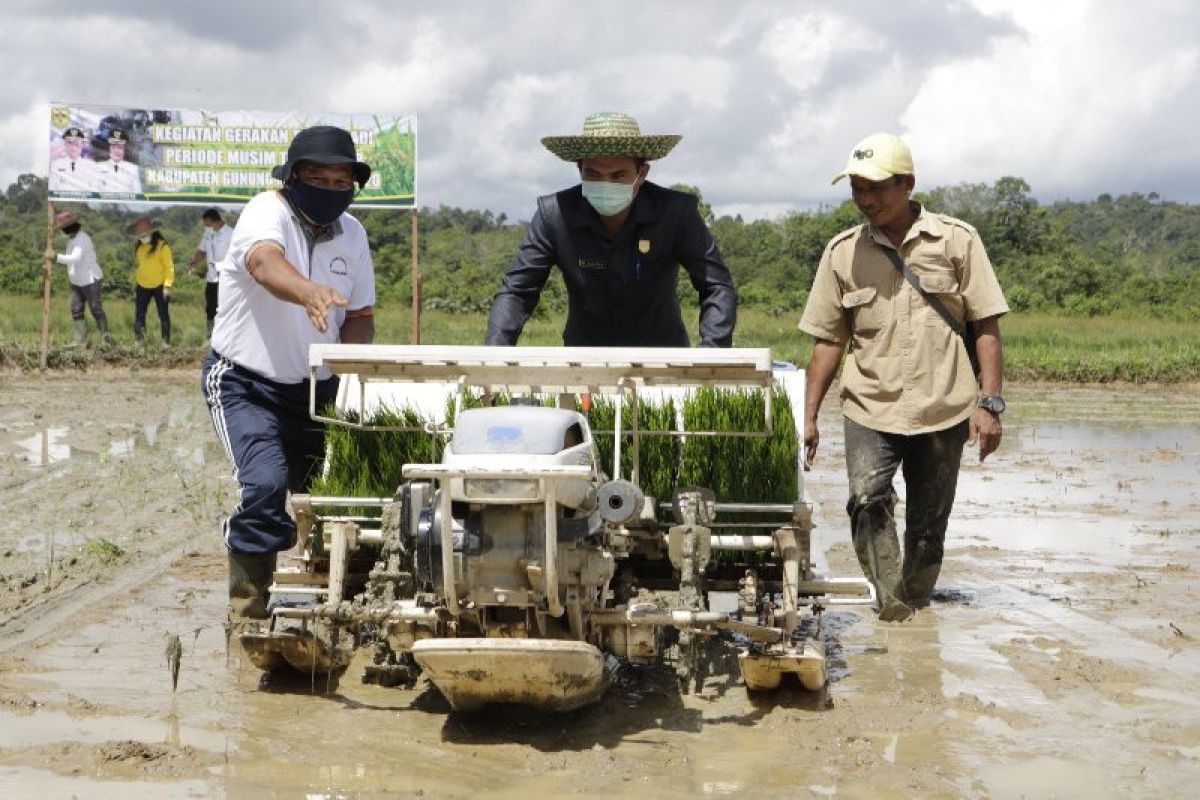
[4,0,1197,219]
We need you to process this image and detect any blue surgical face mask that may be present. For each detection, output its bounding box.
[582,179,638,217]
[284,180,355,225]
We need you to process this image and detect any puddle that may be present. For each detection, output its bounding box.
[4,404,204,470]
[15,427,71,466]
[11,529,87,555]
[108,435,137,457]
[0,707,226,753]
[977,756,1122,799]
[0,767,212,800]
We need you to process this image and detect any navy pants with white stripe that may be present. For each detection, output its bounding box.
[201,352,339,555]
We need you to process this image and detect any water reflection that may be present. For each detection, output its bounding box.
[8,406,201,468]
[17,427,71,467]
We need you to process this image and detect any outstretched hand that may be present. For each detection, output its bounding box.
[303,283,348,333]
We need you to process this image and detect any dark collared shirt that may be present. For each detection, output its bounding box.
[485,182,737,347]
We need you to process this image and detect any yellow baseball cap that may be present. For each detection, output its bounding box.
[831,132,914,184]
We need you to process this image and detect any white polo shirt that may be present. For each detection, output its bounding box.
[55,230,103,286]
[211,191,375,384]
[198,223,233,282]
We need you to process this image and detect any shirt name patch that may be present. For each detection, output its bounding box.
[578,258,607,270]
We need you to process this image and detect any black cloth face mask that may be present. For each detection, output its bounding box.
[284,180,354,225]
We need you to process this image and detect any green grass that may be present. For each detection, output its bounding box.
[1,289,1197,382]
[999,313,1200,382]
[84,537,124,565]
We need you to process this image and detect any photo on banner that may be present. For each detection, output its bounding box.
[48,102,417,208]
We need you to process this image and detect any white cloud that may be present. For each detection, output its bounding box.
[0,0,1196,216]
[326,20,489,114]
[761,11,882,93]
[902,0,1200,199]
[0,101,47,182]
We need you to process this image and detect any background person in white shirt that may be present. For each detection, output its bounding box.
[188,208,233,337]
[47,211,109,345]
[201,125,375,625]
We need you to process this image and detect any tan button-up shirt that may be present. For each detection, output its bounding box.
[798,206,1008,435]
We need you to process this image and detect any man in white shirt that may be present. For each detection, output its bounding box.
[201,125,375,624]
[92,128,143,197]
[48,127,96,194]
[47,211,109,345]
[189,208,233,337]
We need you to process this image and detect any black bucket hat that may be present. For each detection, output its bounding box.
[271,125,371,187]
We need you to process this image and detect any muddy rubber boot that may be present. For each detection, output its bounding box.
[901,530,944,609]
[877,596,914,623]
[97,314,111,344]
[228,551,276,620]
[70,319,87,347]
[849,495,912,622]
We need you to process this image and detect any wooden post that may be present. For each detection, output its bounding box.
[40,201,55,372]
[410,207,421,344]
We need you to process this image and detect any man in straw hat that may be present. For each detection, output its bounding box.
[799,132,1009,622]
[47,210,109,345]
[201,125,376,626]
[49,126,95,193]
[486,111,736,347]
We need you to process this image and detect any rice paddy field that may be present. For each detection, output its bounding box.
[1,288,1198,382]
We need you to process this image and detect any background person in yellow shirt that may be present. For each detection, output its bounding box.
[127,216,174,346]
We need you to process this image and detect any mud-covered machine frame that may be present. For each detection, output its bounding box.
[239,345,872,711]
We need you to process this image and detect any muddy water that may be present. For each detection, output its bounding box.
[0,371,1198,798]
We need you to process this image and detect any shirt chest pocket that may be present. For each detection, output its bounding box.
[841,286,884,335]
[915,270,964,326]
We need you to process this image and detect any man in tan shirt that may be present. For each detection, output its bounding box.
[799,132,1008,621]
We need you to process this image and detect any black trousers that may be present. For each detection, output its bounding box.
[205,281,219,322]
[134,285,170,343]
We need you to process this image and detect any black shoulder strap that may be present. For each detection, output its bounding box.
[880,243,965,337]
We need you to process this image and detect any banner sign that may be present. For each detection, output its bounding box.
[48,102,416,208]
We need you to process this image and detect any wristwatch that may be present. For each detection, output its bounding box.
[977,395,1006,414]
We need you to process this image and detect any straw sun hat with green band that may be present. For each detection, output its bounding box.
[541,112,682,162]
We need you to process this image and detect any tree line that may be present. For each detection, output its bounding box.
[3,173,1198,320]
